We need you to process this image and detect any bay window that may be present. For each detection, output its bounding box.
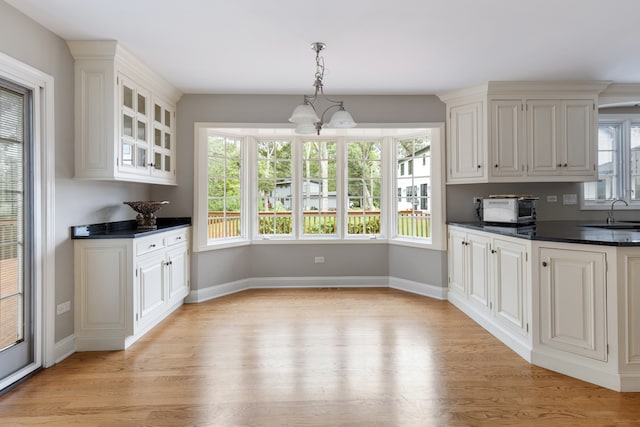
[194,125,444,250]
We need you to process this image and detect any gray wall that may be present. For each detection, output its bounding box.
[156,94,449,290]
[0,2,151,342]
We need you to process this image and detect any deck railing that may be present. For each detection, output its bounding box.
[207,210,430,239]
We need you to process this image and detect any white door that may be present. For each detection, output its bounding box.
[467,233,491,313]
[490,99,525,177]
[493,238,528,336]
[539,247,607,361]
[0,81,34,385]
[448,229,467,297]
[448,102,484,181]
[527,100,560,176]
[562,100,596,176]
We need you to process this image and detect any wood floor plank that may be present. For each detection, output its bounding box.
[1,288,640,426]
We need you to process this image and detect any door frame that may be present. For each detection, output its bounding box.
[0,51,55,390]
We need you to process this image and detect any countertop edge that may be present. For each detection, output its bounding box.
[71,218,191,239]
[447,221,640,247]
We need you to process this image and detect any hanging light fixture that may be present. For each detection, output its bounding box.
[289,42,356,135]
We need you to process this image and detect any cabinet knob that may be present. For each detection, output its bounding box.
[148,163,155,167]
[491,249,496,254]
[494,164,498,168]
[149,244,156,248]
[563,163,568,167]
[557,164,563,167]
[477,165,481,169]
[542,261,548,267]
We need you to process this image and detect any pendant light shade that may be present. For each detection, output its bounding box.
[294,122,317,134]
[288,103,320,124]
[326,108,357,129]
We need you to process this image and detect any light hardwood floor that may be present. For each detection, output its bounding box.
[2,288,640,426]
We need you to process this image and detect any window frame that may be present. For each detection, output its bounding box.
[193,124,445,252]
[581,114,640,210]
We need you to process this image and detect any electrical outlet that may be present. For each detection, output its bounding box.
[56,301,71,315]
[547,195,557,202]
[563,194,577,205]
[314,256,325,264]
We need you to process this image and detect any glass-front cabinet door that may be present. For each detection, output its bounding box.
[119,75,151,175]
[152,98,175,179]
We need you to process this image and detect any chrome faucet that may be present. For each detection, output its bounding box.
[606,199,629,224]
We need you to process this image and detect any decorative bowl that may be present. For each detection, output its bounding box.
[123,201,169,230]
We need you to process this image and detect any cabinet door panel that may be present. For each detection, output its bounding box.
[468,234,491,312]
[448,229,467,297]
[167,246,189,302]
[539,248,606,361]
[563,100,595,176]
[449,102,484,181]
[490,100,524,177]
[493,239,527,335]
[136,253,166,328]
[527,101,560,176]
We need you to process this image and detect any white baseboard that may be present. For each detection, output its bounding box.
[390,277,448,300]
[54,334,76,363]
[186,276,446,303]
[185,278,251,303]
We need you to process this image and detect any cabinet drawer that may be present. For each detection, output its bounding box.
[166,229,188,246]
[135,235,166,256]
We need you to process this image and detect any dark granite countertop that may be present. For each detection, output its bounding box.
[447,220,640,247]
[71,217,191,239]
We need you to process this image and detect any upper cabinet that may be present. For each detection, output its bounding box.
[68,41,183,185]
[439,81,611,184]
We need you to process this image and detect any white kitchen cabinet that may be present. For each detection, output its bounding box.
[74,227,191,350]
[68,40,181,185]
[538,246,607,361]
[527,99,595,178]
[447,226,531,357]
[448,228,492,314]
[439,81,609,184]
[447,100,486,182]
[493,237,528,336]
[489,99,525,178]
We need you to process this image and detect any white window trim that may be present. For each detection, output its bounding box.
[193,123,446,252]
[0,52,56,389]
[581,114,640,210]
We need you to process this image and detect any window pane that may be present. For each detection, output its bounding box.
[303,141,336,235]
[257,140,293,236]
[207,135,242,240]
[396,135,431,239]
[585,124,621,202]
[347,141,381,236]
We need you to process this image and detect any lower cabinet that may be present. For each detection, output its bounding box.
[447,227,530,355]
[538,246,607,361]
[75,227,190,350]
[493,237,528,337]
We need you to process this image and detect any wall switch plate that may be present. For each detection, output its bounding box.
[314,256,325,264]
[563,194,578,205]
[547,195,557,202]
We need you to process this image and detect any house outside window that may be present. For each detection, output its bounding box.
[396,135,431,239]
[257,140,292,236]
[583,116,640,208]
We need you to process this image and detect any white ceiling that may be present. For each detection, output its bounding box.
[6,0,640,95]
